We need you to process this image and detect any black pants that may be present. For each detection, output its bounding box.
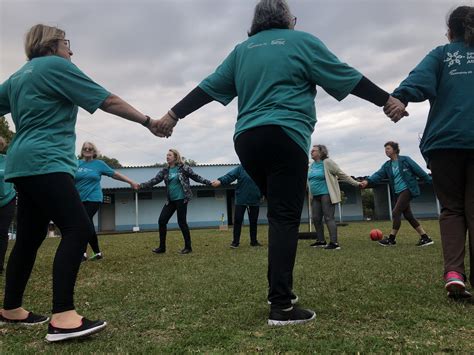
[83,201,101,254]
[233,205,259,244]
[3,173,93,313]
[235,125,308,309]
[0,198,15,273]
[158,199,191,249]
[392,190,420,231]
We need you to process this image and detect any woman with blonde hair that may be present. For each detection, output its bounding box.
[0,136,16,276]
[0,24,161,341]
[140,149,212,254]
[76,141,139,261]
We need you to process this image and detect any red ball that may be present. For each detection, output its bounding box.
[370,229,383,241]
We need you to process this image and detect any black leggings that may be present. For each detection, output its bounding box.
[0,198,15,272]
[83,201,101,254]
[233,205,259,244]
[235,125,308,309]
[3,173,93,313]
[158,199,191,249]
[392,189,420,231]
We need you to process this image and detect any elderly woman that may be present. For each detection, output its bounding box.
[361,141,433,247]
[155,0,402,325]
[385,6,474,299]
[76,141,139,261]
[309,145,361,250]
[140,149,212,254]
[0,137,16,276]
[0,24,160,342]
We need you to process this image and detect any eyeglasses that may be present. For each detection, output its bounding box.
[82,147,94,152]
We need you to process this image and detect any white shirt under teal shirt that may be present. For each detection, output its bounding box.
[0,55,110,181]
[75,159,115,202]
[199,29,362,154]
[391,160,408,194]
[308,161,329,196]
[167,167,185,201]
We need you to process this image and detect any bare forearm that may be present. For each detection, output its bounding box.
[113,171,135,185]
[100,94,149,126]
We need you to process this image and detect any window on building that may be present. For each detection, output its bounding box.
[138,192,153,200]
[196,190,215,198]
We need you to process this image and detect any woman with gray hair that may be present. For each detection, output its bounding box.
[0,24,161,342]
[155,0,402,325]
[309,145,361,250]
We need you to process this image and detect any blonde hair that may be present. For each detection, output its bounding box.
[168,149,184,166]
[25,24,65,60]
[79,141,99,159]
[0,137,6,152]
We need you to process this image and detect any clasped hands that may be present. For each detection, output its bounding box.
[384,95,409,123]
[146,111,178,138]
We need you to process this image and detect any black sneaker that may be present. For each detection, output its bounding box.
[180,248,192,254]
[416,236,434,247]
[324,242,341,250]
[45,318,107,342]
[89,252,103,261]
[268,307,316,326]
[378,236,396,246]
[0,312,49,325]
[82,253,88,262]
[268,293,299,305]
[310,241,327,248]
[152,247,166,254]
[250,241,262,247]
[230,242,239,249]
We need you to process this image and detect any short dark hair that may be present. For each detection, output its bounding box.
[447,6,474,46]
[384,141,400,154]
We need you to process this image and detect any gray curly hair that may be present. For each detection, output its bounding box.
[248,0,294,37]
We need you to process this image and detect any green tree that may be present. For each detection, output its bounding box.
[0,116,14,146]
[152,157,197,167]
[98,155,122,169]
[361,188,375,220]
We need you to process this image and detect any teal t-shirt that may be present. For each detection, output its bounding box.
[75,159,115,202]
[199,29,362,154]
[168,167,185,201]
[308,161,329,196]
[0,55,110,181]
[0,154,16,207]
[391,160,407,194]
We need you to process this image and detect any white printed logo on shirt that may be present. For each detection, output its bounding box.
[444,51,465,67]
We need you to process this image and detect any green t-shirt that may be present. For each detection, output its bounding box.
[0,55,110,180]
[199,29,362,154]
[167,167,185,201]
[0,154,16,207]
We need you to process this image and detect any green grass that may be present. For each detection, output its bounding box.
[1,220,472,353]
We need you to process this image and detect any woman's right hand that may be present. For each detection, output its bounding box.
[211,180,221,187]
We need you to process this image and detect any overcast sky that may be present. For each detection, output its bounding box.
[0,0,469,175]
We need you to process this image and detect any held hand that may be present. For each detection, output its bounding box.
[359,180,368,189]
[130,182,140,191]
[155,112,178,138]
[211,180,221,187]
[148,118,171,138]
[383,95,409,123]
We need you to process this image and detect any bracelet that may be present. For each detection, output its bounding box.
[142,115,151,127]
[168,110,179,122]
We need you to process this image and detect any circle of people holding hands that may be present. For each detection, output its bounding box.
[0,0,472,343]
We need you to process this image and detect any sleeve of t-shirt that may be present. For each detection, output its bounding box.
[309,37,363,101]
[98,160,115,177]
[392,48,442,104]
[43,57,110,114]
[198,49,237,106]
[0,79,11,116]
